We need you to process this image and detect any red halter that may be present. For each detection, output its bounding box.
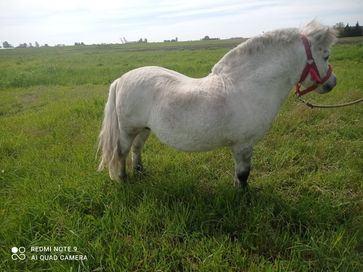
[295,34,333,97]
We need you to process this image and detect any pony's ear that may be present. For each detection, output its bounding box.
[303,20,337,47]
[313,26,337,47]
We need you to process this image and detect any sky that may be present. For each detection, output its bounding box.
[1,0,363,46]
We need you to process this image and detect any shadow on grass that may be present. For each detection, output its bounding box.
[101,174,308,240]
[88,173,359,270]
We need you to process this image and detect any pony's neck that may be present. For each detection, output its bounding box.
[212,31,306,103]
[210,32,307,119]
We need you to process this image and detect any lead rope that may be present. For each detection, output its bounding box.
[297,96,363,109]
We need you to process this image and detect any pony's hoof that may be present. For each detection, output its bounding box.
[118,173,128,182]
[133,164,147,177]
[235,180,252,205]
[134,164,144,173]
[135,171,147,180]
[234,178,249,189]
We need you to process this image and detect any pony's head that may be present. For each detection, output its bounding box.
[297,21,337,96]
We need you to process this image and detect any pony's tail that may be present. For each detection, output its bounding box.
[97,80,122,181]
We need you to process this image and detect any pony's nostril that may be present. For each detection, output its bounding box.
[332,76,337,86]
[323,83,334,92]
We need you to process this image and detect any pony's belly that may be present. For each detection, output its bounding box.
[154,131,228,152]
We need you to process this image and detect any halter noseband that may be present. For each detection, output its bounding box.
[295,34,333,97]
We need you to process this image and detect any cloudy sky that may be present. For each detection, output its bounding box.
[1,0,362,46]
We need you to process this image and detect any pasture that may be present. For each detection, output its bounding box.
[0,38,362,271]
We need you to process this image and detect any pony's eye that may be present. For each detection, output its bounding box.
[324,55,329,61]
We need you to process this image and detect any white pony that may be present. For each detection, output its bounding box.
[98,21,337,188]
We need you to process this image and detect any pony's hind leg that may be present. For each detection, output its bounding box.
[117,130,137,181]
[132,128,150,174]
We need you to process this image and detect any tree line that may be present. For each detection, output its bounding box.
[334,22,362,37]
[2,22,362,49]
[1,41,49,49]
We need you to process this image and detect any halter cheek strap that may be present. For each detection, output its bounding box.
[295,34,333,97]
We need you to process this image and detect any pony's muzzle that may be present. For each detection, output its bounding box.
[319,74,337,94]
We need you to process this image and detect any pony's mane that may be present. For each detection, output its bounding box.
[211,28,300,74]
[212,20,336,75]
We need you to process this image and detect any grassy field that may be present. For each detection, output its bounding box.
[0,38,362,271]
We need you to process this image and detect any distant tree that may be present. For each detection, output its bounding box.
[354,21,362,36]
[2,41,13,48]
[201,35,219,41]
[344,24,351,37]
[17,43,27,48]
[29,42,33,48]
[164,37,178,42]
[334,22,345,28]
[35,41,40,48]
[334,22,345,36]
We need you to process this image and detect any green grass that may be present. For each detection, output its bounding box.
[0,39,362,271]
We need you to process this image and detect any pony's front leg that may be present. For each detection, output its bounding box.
[232,145,253,189]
